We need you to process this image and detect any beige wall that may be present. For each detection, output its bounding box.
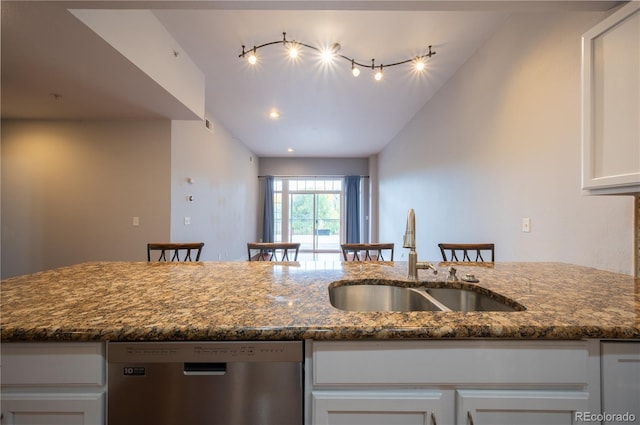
[1,120,171,278]
[1,117,259,277]
[378,12,635,275]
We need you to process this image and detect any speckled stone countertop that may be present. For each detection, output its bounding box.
[1,261,638,341]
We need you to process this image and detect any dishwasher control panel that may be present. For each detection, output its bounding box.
[108,340,302,363]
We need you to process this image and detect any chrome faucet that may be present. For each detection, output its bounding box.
[403,209,438,280]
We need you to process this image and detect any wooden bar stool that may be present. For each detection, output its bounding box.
[341,243,395,261]
[247,242,300,261]
[438,243,494,262]
[147,242,204,262]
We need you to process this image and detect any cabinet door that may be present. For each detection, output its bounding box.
[457,390,589,425]
[0,393,104,425]
[601,342,640,424]
[312,390,450,425]
[582,2,640,193]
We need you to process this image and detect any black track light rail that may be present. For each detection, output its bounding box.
[239,32,436,71]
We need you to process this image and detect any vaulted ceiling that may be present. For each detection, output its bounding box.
[1,1,622,157]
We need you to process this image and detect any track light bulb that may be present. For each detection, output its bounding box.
[288,45,299,59]
[321,49,334,63]
[351,60,360,77]
[322,43,341,63]
[415,59,425,71]
[374,67,383,81]
[248,52,257,65]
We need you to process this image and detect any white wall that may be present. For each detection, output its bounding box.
[171,118,258,261]
[259,157,369,177]
[70,9,205,120]
[378,12,635,275]
[1,120,171,278]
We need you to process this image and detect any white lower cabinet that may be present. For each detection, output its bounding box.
[0,342,106,425]
[601,341,640,425]
[2,339,636,425]
[308,340,596,425]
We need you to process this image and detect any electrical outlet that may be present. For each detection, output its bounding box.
[184,217,191,225]
[522,217,531,233]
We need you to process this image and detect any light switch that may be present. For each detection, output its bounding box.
[184,217,191,225]
[133,216,140,226]
[522,217,531,233]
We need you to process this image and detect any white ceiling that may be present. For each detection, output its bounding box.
[0,1,622,157]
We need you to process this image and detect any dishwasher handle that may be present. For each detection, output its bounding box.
[183,362,226,376]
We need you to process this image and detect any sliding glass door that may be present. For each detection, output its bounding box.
[274,178,342,253]
[289,192,340,251]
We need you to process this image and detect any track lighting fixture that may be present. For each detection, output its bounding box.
[247,48,257,65]
[239,32,436,82]
[321,42,341,64]
[374,65,383,81]
[287,42,299,59]
[351,59,360,77]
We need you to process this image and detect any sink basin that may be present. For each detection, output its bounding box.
[329,284,442,312]
[424,287,523,312]
[329,280,525,312]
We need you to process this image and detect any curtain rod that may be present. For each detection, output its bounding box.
[258,175,369,178]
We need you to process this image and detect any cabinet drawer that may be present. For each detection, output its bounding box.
[312,340,589,386]
[457,389,589,425]
[1,343,105,386]
[312,390,449,425]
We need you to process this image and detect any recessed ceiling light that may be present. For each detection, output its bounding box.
[287,148,294,152]
[269,110,281,119]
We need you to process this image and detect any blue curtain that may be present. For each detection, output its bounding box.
[262,175,274,242]
[345,175,360,243]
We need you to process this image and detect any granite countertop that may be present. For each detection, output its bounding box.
[1,261,638,342]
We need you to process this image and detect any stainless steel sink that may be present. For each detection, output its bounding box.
[424,287,523,312]
[329,284,442,312]
[329,280,525,312]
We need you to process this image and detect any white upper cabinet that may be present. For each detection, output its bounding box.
[582,2,640,194]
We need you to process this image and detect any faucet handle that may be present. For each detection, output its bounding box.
[402,231,415,249]
[403,209,416,248]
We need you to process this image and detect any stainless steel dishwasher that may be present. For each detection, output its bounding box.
[107,341,303,425]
